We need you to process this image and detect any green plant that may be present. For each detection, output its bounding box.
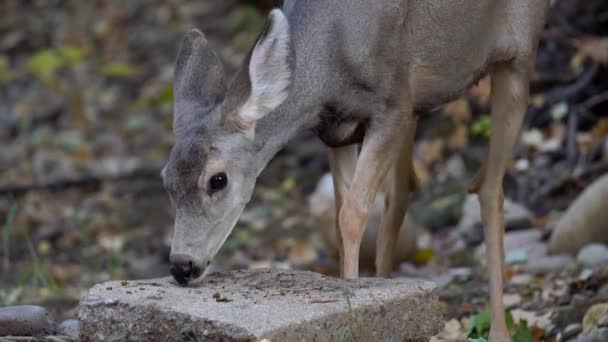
[101,63,138,78]
[29,50,65,80]
[466,309,532,342]
[2,204,18,271]
[472,115,492,138]
[0,55,14,82]
[28,45,87,80]
[340,290,358,342]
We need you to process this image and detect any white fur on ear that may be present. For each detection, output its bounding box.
[238,9,292,125]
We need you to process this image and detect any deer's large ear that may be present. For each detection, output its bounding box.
[237,9,293,130]
[173,29,226,134]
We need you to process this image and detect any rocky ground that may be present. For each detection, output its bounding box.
[1,0,608,341]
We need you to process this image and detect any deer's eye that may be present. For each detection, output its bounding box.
[208,172,228,194]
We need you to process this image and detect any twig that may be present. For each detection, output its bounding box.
[541,63,599,105]
[0,166,162,197]
[566,109,579,165]
[577,90,608,111]
[526,63,599,127]
[576,161,608,179]
[2,204,17,273]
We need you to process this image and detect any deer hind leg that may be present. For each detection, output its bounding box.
[375,117,419,277]
[475,61,530,342]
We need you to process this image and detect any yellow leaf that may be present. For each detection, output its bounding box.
[413,249,434,264]
[531,95,545,108]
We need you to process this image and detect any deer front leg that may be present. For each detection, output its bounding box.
[328,144,359,277]
[476,61,530,342]
[375,118,418,277]
[339,104,415,279]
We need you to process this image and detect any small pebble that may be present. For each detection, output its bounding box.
[577,244,608,268]
[574,328,608,342]
[58,319,80,338]
[503,293,522,308]
[562,323,582,341]
[212,292,231,302]
[506,249,528,265]
[583,303,608,333]
[509,274,534,286]
[450,267,472,283]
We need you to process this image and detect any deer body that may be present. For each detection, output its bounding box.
[163,1,549,340]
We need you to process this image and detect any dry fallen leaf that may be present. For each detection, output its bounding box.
[418,139,444,167]
[573,37,608,65]
[592,118,608,142]
[449,123,469,150]
[469,75,492,106]
[443,98,472,122]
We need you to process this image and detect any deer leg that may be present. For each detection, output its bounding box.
[339,100,415,279]
[477,62,530,342]
[375,118,418,277]
[328,144,359,277]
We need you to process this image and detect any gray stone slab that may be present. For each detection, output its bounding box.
[78,269,442,342]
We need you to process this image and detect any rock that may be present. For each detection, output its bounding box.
[477,229,547,265]
[577,244,608,268]
[510,309,552,330]
[509,274,534,286]
[503,293,522,308]
[583,303,608,334]
[0,305,55,336]
[562,323,582,340]
[450,267,473,283]
[574,328,608,342]
[552,294,593,331]
[525,255,575,274]
[458,194,534,234]
[309,173,417,269]
[79,269,442,342]
[58,319,80,338]
[414,192,465,231]
[430,318,466,342]
[506,249,528,265]
[549,174,608,255]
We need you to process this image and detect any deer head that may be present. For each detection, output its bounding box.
[162,10,293,285]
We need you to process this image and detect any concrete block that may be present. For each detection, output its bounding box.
[79,269,442,341]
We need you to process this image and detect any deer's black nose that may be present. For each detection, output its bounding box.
[170,254,203,285]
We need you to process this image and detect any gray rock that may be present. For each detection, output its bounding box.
[58,319,80,338]
[577,244,608,268]
[0,305,55,336]
[78,269,442,342]
[583,303,608,334]
[458,194,534,234]
[574,328,608,342]
[549,174,608,255]
[476,229,547,264]
[525,255,575,274]
[562,323,583,340]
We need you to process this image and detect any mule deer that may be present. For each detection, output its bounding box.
[162,0,549,340]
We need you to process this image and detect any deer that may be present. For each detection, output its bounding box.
[161,0,550,340]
